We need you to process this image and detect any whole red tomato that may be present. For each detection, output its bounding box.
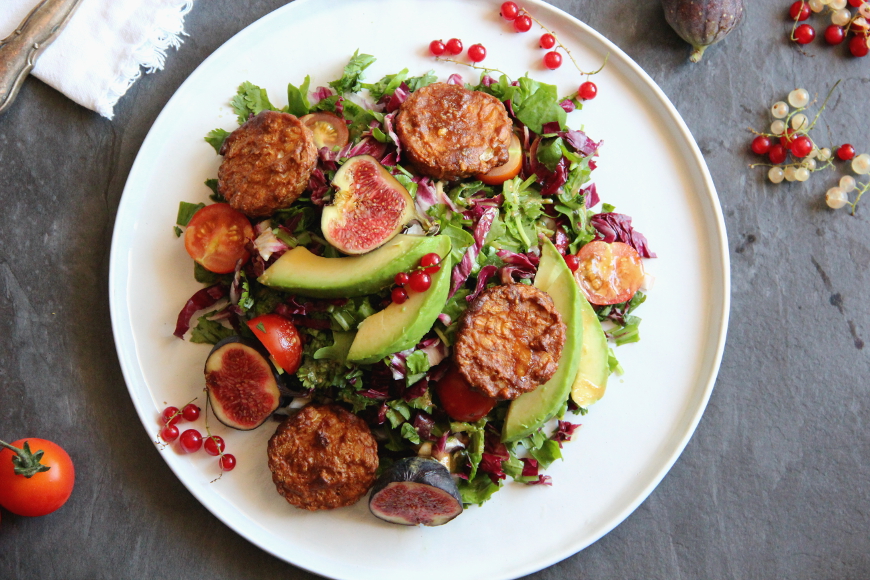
[0,438,75,517]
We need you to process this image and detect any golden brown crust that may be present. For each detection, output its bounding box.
[453,284,566,400]
[218,110,317,217]
[396,83,512,181]
[267,403,379,511]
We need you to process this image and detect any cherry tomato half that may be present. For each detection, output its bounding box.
[435,367,497,422]
[573,241,644,306]
[184,203,254,274]
[300,112,350,150]
[477,133,523,185]
[0,439,75,517]
[247,314,303,373]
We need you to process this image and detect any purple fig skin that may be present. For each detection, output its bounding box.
[661,0,745,62]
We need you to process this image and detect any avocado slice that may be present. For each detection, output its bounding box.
[258,234,451,299]
[570,296,610,408]
[346,254,452,364]
[502,240,583,443]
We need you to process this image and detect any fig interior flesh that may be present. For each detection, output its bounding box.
[204,336,281,430]
[661,0,745,62]
[321,155,415,255]
[368,457,463,526]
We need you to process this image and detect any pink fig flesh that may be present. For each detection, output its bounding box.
[322,155,415,255]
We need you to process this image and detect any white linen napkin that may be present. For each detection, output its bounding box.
[0,0,194,119]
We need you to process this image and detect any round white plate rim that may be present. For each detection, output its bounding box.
[109,0,731,577]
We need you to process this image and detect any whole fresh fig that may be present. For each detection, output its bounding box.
[662,0,745,63]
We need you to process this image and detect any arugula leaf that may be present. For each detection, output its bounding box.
[328,50,376,94]
[404,350,431,387]
[500,176,546,252]
[400,422,422,445]
[536,136,564,172]
[363,68,409,101]
[203,178,225,203]
[313,95,377,142]
[231,81,275,124]
[512,77,566,134]
[204,129,229,154]
[458,472,501,506]
[189,314,235,345]
[527,439,562,469]
[286,75,311,117]
[405,70,438,92]
[176,201,205,227]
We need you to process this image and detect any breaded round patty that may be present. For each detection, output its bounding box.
[396,83,512,181]
[218,110,317,217]
[453,284,566,400]
[267,403,379,511]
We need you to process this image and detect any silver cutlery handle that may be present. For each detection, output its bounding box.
[0,0,84,116]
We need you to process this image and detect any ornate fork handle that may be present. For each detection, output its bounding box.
[0,0,84,116]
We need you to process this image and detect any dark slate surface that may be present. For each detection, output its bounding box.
[1,1,869,578]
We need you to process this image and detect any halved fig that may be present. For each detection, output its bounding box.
[204,336,281,430]
[369,457,463,526]
[322,155,415,255]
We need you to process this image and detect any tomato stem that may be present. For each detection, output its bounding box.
[0,439,51,478]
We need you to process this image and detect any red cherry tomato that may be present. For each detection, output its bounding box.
[435,367,497,422]
[477,133,523,185]
[247,314,303,373]
[300,112,349,150]
[573,241,644,305]
[0,439,75,517]
[184,203,254,274]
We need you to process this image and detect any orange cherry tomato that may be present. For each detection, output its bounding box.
[435,367,497,422]
[247,314,303,373]
[0,439,75,517]
[184,203,254,274]
[573,241,644,305]
[300,112,349,150]
[477,133,523,185]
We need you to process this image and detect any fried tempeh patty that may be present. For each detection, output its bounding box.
[453,284,566,400]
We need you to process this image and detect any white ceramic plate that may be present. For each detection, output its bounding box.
[109,0,730,578]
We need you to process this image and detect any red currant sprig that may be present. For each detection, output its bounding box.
[158,399,200,444]
[390,253,441,304]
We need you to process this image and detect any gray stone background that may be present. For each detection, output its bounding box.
[1,0,868,578]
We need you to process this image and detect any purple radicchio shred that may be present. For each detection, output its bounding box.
[559,129,601,157]
[450,206,497,297]
[229,259,244,305]
[308,168,329,206]
[433,431,449,456]
[357,385,391,400]
[590,212,657,258]
[412,412,436,441]
[521,457,539,477]
[384,82,410,113]
[403,378,429,402]
[418,337,448,368]
[484,426,509,459]
[413,176,439,214]
[479,453,507,484]
[310,86,334,105]
[496,249,539,285]
[376,403,388,425]
[447,73,463,85]
[553,225,570,255]
[527,475,553,486]
[540,156,569,196]
[380,151,398,166]
[334,96,345,116]
[560,99,576,113]
[480,75,497,87]
[467,265,498,302]
[589,159,598,171]
[173,284,227,338]
[583,183,600,209]
[437,312,452,326]
[346,136,387,159]
[383,111,402,157]
[287,316,331,330]
[541,121,561,135]
[553,420,581,448]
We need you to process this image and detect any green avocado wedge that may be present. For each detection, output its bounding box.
[570,295,610,408]
[346,254,453,365]
[502,239,583,443]
[258,235,451,299]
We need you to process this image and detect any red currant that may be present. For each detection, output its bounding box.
[848,0,864,6]
[219,454,237,471]
[540,33,556,49]
[849,35,870,57]
[837,144,856,161]
[578,81,598,101]
[789,1,810,21]
[160,425,179,443]
[394,272,410,286]
[768,144,788,165]
[179,429,202,453]
[500,1,520,20]
[564,254,579,272]
[181,403,200,422]
[468,44,487,63]
[513,14,533,32]
[419,253,441,273]
[446,38,463,56]
[204,435,225,456]
[791,136,813,158]
[391,287,409,304]
[429,40,446,56]
[408,270,432,293]
[779,128,796,148]
[793,23,815,45]
[161,406,180,426]
[751,136,772,155]
[543,51,562,69]
[824,25,845,45]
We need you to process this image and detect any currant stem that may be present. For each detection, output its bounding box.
[850,181,870,215]
[522,7,608,75]
[434,57,512,80]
